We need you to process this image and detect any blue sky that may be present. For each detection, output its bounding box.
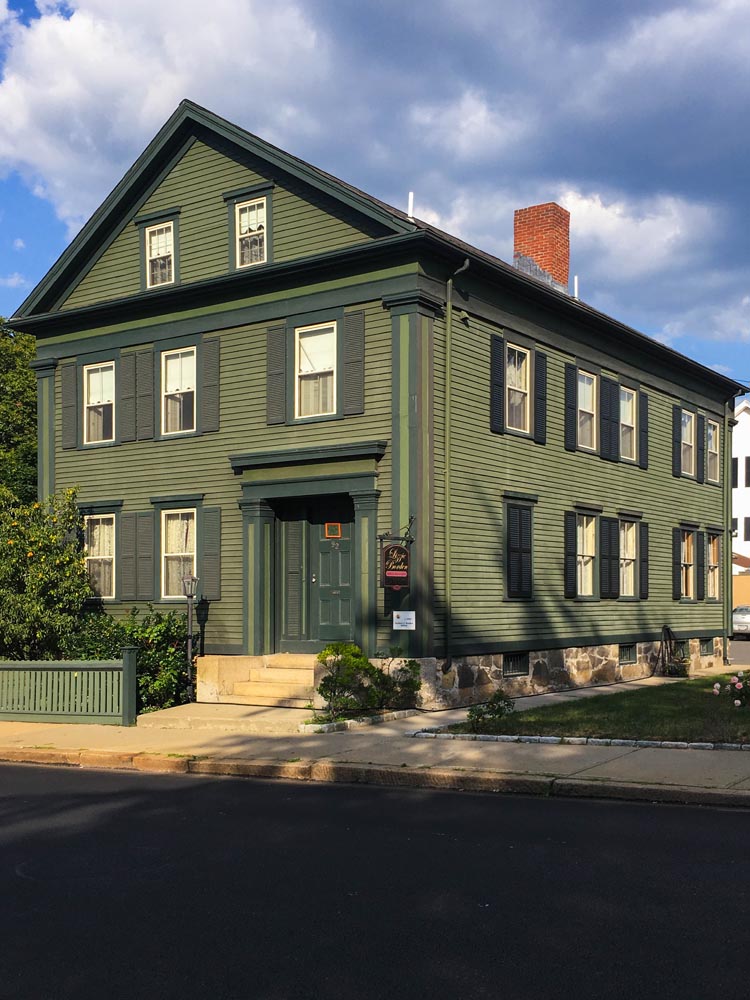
[0,0,748,382]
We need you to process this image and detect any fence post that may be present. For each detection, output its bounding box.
[121,646,138,725]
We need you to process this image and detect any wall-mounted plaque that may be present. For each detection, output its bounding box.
[381,542,410,589]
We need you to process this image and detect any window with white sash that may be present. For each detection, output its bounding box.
[161,509,196,599]
[162,347,196,434]
[84,515,115,598]
[236,198,267,268]
[146,222,174,288]
[83,362,115,444]
[295,323,336,418]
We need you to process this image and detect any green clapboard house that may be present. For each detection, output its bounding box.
[11,100,745,709]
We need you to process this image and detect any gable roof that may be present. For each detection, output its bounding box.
[11,99,747,400]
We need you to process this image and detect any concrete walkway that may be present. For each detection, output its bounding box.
[1,666,749,809]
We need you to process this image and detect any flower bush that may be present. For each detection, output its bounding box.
[316,642,422,721]
[713,672,748,708]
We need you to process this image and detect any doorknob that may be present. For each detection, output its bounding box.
[311,573,317,584]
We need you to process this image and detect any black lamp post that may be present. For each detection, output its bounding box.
[182,574,199,702]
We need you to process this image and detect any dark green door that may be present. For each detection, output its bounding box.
[276,496,354,651]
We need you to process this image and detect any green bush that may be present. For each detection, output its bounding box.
[467,689,515,732]
[63,606,190,713]
[316,642,422,720]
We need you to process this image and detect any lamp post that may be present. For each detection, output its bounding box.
[182,574,199,702]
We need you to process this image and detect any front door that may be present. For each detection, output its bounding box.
[276,496,354,651]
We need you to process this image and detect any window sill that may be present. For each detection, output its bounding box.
[81,439,119,449]
[291,412,345,425]
[503,595,534,603]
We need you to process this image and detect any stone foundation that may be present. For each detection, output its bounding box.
[412,637,724,711]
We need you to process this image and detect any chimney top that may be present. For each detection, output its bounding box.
[513,202,570,293]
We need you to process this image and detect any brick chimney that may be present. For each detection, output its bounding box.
[513,202,570,293]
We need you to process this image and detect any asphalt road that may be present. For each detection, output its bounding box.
[730,639,750,666]
[1,764,749,1000]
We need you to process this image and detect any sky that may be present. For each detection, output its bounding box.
[0,0,748,383]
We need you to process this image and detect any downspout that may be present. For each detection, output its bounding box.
[724,402,733,664]
[444,258,470,659]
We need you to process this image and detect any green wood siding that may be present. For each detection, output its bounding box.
[61,139,378,311]
[52,298,395,652]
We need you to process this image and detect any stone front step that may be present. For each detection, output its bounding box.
[137,703,310,734]
[217,694,311,709]
[197,653,319,707]
[233,680,314,702]
[248,666,313,685]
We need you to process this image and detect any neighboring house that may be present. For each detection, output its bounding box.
[10,101,743,708]
[731,399,750,605]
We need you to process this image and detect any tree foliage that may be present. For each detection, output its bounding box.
[0,487,94,659]
[0,322,37,503]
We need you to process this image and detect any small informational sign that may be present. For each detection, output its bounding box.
[393,610,416,631]
[381,542,410,590]
[325,523,342,539]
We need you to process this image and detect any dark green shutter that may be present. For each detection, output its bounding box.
[533,351,547,444]
[343,311,365,416]
[564,364,577,451]
[733,458,738,488]
[120,512,137,601]
[564,511,577,598]
[266,325,287,425]
[119,354,136,443]
[136,511,154,601]
[201,507,221,601]
[200,338,220,433]
[490,335,504,434]
[696,530,705,601]
[136,350,154,440]
[639,522,649,599]
[284,519,304,638]
[638,392,648,469]
[506,504,532,599]
[60,363,77,450]
[745,457,750,488]
[600,377,619,462]
[696,414,705,484]
[672,527,682,600]
[599,517,620,599]
[672,405,681,477]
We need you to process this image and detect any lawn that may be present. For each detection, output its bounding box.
[449,675,750,744]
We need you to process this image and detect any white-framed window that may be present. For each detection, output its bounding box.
[707,533,720,600]
[236,198,266,268]
[707,419,720,483]
[506,344,530,433]
[83,362,115,444]
[576,513,596,597]
[145,222,174,288]
[577,371,597,451]
[681,410,695,476]
[619,520,636,597]
[84,515,115,599]
[681,529,695,599]
[295,322,336,418]
[620,386,636,462]
[162,347,196,435]
[161,509,196,599]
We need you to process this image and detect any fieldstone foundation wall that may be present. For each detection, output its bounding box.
[414,636,724,711]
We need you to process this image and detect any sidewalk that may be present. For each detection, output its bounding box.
[1,668,749,809]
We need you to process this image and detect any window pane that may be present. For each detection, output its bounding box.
[296,325,336,417]
[578,411,595,449]
[298,328,335,373]
[620,387,635,424]
[578,372,594,410]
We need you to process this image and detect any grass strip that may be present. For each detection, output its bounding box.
[449,675,750,743]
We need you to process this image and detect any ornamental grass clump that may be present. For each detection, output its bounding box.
[714,671,749,708]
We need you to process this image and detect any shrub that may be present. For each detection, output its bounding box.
[714,672,749,709]
[316,643,423,720]
[466,689,515,733]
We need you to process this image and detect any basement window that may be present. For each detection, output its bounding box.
[700,638,713,656]
[619,643,636,666]
[503,651,530,677]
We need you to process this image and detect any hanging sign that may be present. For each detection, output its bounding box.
[393,610,416,631]
[381,542,410,590]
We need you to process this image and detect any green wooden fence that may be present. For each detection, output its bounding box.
[0,647,137,725]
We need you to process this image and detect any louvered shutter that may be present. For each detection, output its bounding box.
[343,311,365,416]
[136,511,154,601]
[119,354,136,442]
[564,364,577,451]
[520,505,532,597]
[284,520,304,638]
[200,338,220,433]
[136,350,154,440]
[638,392,649,470]
[533,351,547,444]
[696,414,705,484]
[507,504,532,599]
[672,405,682,477]
[696,530,705,601]
[60,363,77,450]
[599,517,620,599]
[564,511,577,598]
[266,325,287,425]
[672,527,682,600]
[600,377,619,462]
[490,335,505,434]
[201,507,221,601]
[639,522,649,599]
[120,513,137,601]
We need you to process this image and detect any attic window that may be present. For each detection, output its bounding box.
[236,198,267,268]
[146,222,174,288]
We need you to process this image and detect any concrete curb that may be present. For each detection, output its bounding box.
[298,709,418,734]
[408,731,750,751]
[3,745,750,809]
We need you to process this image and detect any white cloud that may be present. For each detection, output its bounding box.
[663,293,750,344]
[0,0,326,234]
[710,363,732,374]
[12,237,24,250]
[409,89,533,163]
[0,271,26,287]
